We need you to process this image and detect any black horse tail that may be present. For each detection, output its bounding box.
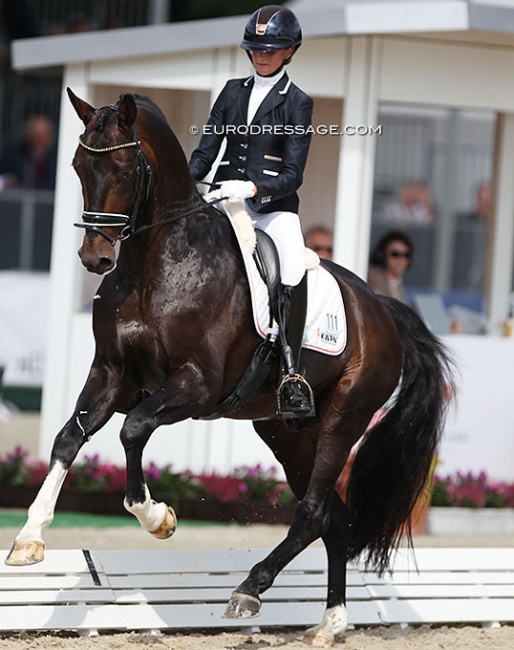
[345,296,455,573]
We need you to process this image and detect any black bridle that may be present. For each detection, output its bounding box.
[74,127,152,246]
[74,131,226,245]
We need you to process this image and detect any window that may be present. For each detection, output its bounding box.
[371,103,495,315]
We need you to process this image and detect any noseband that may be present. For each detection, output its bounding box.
[74,127,152,246]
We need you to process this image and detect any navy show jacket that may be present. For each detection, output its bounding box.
[189,72,313,214]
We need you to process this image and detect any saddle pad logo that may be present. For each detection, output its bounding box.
[320,313,341,347]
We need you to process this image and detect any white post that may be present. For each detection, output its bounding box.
[487,113,514,332]
[332,36,382,279]
[196,47,239,185]
[39,64,90,458]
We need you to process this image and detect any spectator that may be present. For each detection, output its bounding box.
[0,114,57,191]
[64,12,97,33]
[457,181,492,221]
[304,225,333,260]
[367,229,414,303]
[380,180,435,225]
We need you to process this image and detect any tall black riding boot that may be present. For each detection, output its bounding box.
[276,276,315,418]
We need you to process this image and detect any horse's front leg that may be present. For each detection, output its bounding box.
[120,366,210,539]
[5,369,122,566]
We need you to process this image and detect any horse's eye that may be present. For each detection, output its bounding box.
[120,169,132,181]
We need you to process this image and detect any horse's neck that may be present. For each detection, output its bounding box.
[122,202,223,274]
[153,176,201,215]
[150,123,201,213]
[110,208,243,330]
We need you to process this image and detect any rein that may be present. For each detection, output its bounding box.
[132,195,227,236]
[74,133,226,244]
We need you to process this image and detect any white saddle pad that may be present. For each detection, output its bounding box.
[225,213,347,356]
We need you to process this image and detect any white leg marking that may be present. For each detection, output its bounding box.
[305,605,348,647]
[15,461,68,543]
[124,484,168,532]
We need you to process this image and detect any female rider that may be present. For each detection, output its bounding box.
[189,5,314,417]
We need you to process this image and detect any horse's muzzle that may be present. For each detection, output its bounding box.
[78,232,117,274]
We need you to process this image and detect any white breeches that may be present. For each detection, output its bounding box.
[245,205,306,286]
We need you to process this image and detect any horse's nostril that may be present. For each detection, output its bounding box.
[98,257,114,272]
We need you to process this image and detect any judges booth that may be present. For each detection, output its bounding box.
[11,1,514,480]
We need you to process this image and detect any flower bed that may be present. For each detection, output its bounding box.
[3,448,514,528]
[0,446,297,524]
[431,471,514,508]
[422,471,514,534]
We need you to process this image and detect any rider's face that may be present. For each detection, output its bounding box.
[250,48,293,76]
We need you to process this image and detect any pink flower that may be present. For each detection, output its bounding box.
[196,474,248,503]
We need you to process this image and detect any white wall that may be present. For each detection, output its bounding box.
[439,335,514,481]
[0,272,50,386]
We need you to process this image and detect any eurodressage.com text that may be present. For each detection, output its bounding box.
[189,124,383,136]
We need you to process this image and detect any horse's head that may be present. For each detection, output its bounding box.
[68,88,152,274]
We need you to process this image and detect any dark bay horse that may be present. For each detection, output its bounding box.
[6,90,453,645]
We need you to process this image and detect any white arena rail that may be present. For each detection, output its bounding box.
[1,547,514,634]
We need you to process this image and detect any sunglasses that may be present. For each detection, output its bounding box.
[388,250,411,259]
[313,246,333,254]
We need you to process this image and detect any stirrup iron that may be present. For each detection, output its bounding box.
[276,373,316,419]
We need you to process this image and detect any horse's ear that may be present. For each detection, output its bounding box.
[67,87,95,126]
[117,94,137,129]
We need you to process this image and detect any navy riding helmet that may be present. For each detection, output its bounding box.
[240,5,302,55]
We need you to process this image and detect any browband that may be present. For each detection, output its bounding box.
[78,137,140,153]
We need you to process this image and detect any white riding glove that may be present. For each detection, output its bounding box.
[219,180,256,203]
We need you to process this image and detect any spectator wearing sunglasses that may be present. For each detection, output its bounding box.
[304,225,333,260]
[367,230,414,303]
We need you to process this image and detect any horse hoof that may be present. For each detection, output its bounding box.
[4,540,45,566]
[304,631,335,648]
[223,591,261,619]
[149,505,177,539]
[304,605,348,647]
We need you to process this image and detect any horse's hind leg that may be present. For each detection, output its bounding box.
[304,492,350,647]
[225,407,372,645]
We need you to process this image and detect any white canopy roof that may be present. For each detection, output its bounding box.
[12,0,514,72]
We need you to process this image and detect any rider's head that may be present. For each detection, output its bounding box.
[240,5,302,77]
